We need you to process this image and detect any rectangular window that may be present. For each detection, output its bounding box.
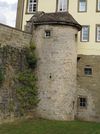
[28,0,37,13]
[57,0,68,12]
[96,25,100,42]
[45,30,51,38]
[97,0,100,11]
[81,26,89,42]
[84,67,92,75]
[78,97,87,108]
[78,0,87,12]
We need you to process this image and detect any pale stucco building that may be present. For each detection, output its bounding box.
[16,0,100,55]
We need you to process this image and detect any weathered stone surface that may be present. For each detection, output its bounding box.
[0,24,32,122]
[0,23,32,48]
[1,19,100,123]
[33,25,78,120]
[0,46,27,120]
[77,55,100,122]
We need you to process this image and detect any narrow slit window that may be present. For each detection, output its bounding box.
[45,30,51,37]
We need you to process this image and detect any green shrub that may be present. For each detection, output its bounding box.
[16,69,39,113]
[26,44,37,69]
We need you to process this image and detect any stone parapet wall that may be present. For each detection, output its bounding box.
[0,24,32,122]
[0,23,32,48]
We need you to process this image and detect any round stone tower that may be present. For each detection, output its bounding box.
[29,12,81,120]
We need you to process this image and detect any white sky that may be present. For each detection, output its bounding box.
[0,0,18,27]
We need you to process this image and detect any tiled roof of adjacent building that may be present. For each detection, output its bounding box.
[28,12,82,31]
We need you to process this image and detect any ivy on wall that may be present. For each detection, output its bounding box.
[0,43,38,117]
[0,67,5,85]
[26,43,37,69]
[16,42,39,115]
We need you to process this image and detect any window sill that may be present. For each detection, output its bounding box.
[25,12,36,15]
[96,40,100,42]
[80,41,89,42]
[96,10,100,12]
[78,107,87,110]
[77,75,93,77]
[78,11,87,13]
[84,75,92,77]
[44,37,52,39]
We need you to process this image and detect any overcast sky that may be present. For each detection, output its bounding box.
[0,0,18,27]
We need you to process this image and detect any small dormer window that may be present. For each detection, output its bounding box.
[45,30,51,37]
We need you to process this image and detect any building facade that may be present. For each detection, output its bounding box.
[15,0,100,122]
[16,0,100,55]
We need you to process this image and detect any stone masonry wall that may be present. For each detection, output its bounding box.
[0,23,32,48]
[0,24,32,122]
[33,25,78,120]
[1,23,99,122]
[77,54,100,122]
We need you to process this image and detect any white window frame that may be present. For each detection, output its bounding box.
[78,0,87,12]
[28,0,37,13]
[97,0,100,11]
[96,25,100,42]
[81,26,89,42]
[57,0,68,12]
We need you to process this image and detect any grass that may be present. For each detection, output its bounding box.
[0,119,100,134]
